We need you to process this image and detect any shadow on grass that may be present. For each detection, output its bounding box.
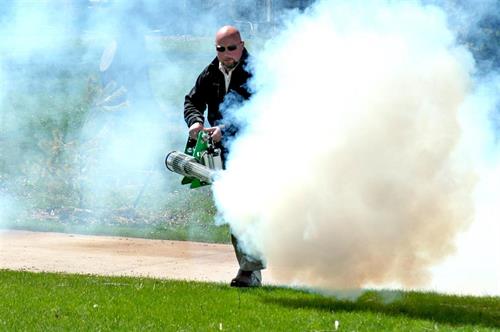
[260,289,500,329]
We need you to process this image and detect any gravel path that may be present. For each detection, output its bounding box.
[0,229,255,284]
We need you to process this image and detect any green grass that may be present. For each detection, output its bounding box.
[0,270,498,331]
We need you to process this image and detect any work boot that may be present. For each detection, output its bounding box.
[230,269,262,288]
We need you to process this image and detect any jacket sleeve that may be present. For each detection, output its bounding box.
[184,71,207,128]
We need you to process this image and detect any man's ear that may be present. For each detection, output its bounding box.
[241,41,245,47]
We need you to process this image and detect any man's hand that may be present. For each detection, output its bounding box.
[205,126,222,143]
[189,122,204,139]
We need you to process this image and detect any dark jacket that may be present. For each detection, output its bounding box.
[184,48,253,137]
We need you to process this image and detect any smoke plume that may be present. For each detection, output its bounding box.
[213,0,498,293]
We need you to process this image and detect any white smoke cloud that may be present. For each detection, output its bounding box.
[0,1,75,61]
[428,75,500,296]
[213,0,497,293]
[0,192,16,228]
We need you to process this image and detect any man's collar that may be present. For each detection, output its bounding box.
[219,61,238,74]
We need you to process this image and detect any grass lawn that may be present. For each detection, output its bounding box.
[0,270,498,331]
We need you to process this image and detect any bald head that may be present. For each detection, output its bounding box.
[216,26,242,43]
[215,26,244,71]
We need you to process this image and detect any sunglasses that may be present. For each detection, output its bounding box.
[216,44,238,52]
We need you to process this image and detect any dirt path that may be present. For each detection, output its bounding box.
[0,229,272,284]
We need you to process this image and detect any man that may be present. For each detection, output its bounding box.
[184,26,265,287]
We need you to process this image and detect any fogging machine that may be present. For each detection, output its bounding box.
[165,131,223,188]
